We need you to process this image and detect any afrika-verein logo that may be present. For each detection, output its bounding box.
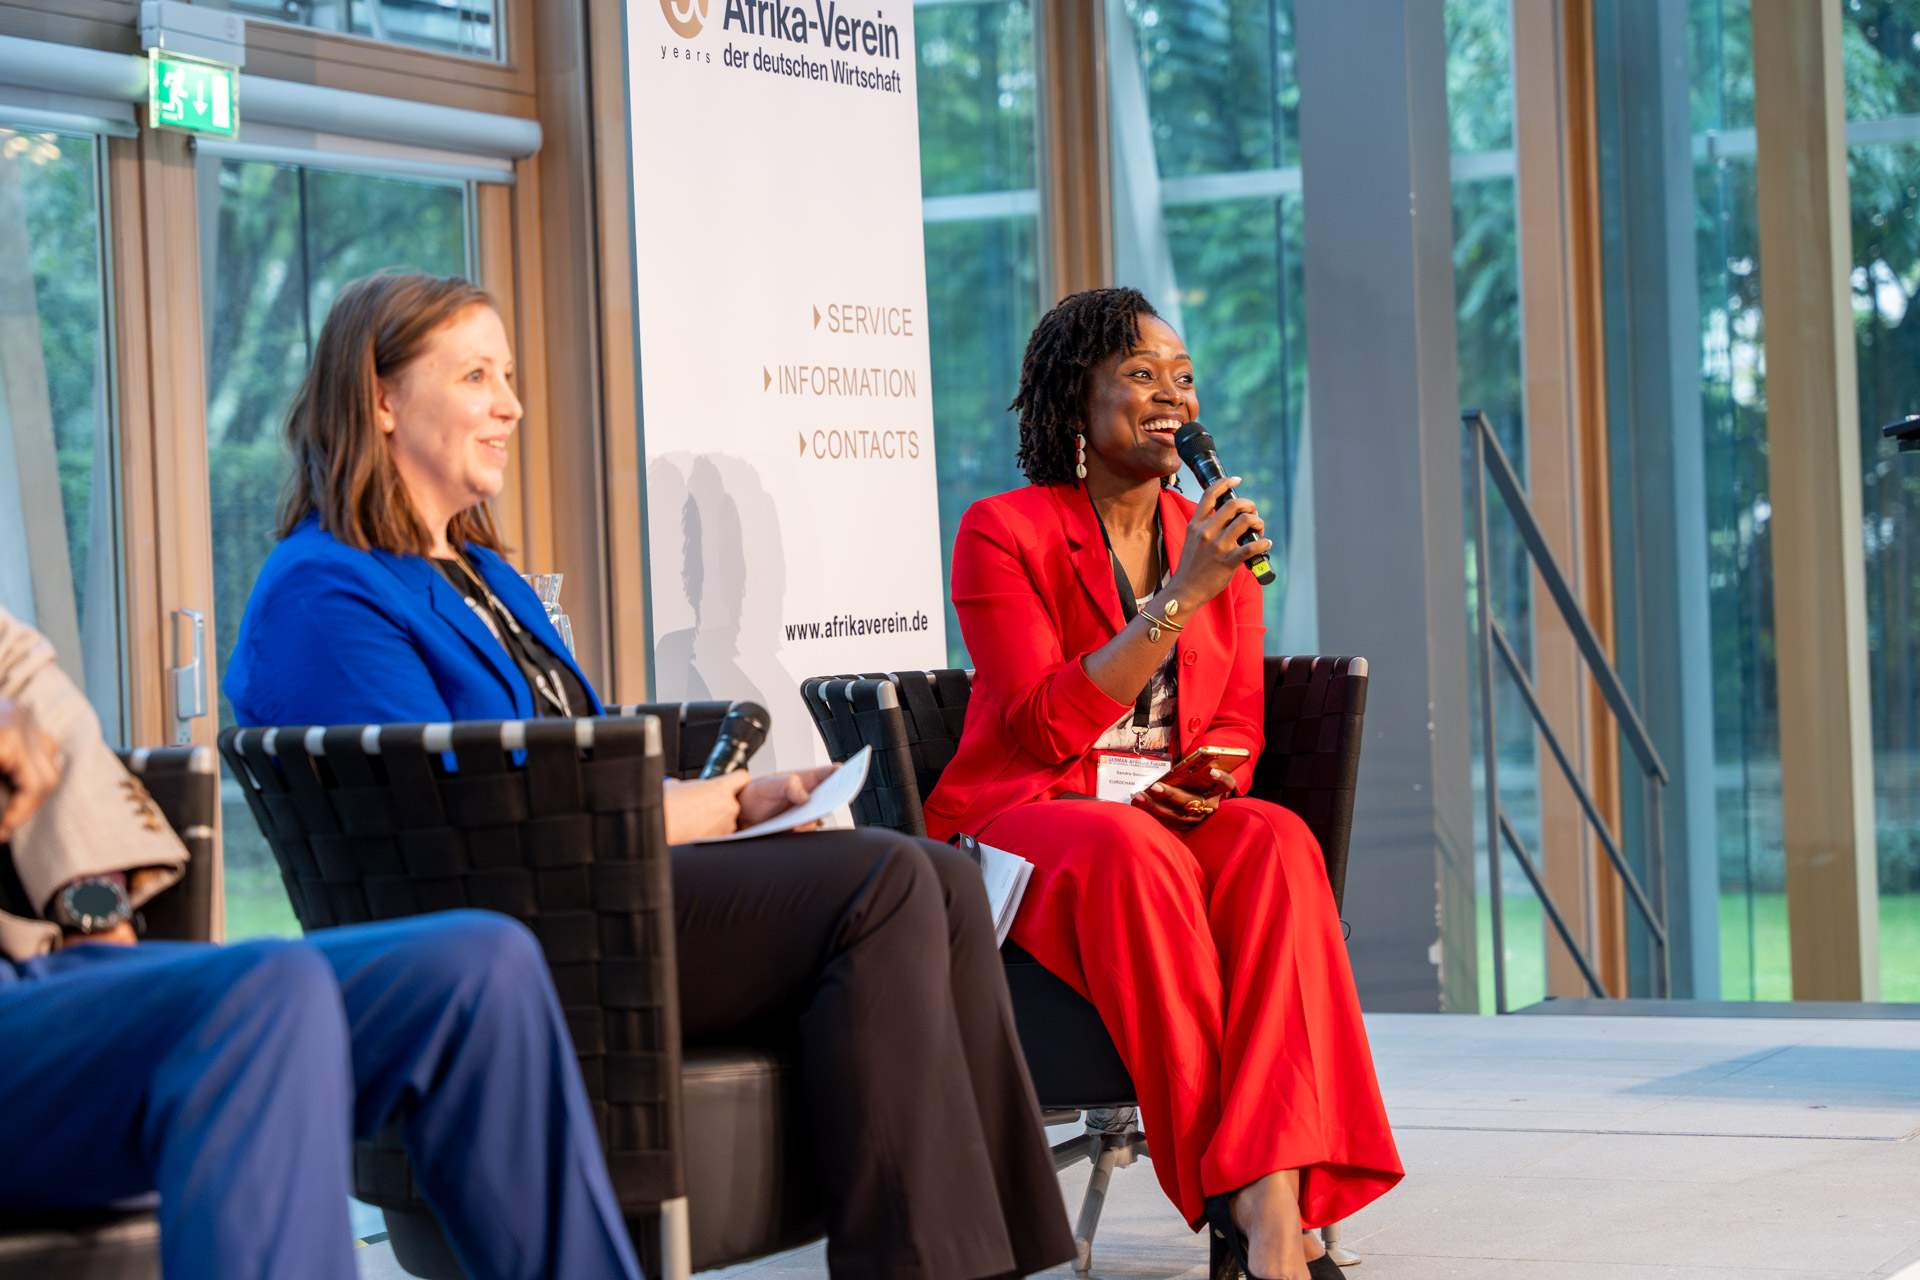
[662,0,708,37]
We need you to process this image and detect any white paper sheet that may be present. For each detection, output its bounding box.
[684,746,873,844]
[976,841,1034,947]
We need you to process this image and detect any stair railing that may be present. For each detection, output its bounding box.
[1465,409,1671,1010]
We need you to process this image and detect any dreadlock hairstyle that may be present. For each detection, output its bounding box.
[1010,286,1162,487]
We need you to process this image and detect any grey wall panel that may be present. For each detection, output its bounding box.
[1296,0,1476,1011]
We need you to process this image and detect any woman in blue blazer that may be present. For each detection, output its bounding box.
[226,511,596,728]
[225,272,1073,1280]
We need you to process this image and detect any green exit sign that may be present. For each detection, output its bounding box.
[148,51,237,138]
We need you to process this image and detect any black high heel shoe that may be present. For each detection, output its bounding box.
[1205,1193,1270,1280]
[1307,1251,1349,1280]
[1203,1194,1349,1280]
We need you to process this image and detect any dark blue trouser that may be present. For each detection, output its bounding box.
[0,910,640,1280]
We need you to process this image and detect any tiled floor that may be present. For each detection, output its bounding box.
[357,1012,1920,1279]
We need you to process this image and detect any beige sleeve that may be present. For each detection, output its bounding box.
[0,608,186,959]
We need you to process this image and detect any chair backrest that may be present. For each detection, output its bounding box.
[798,674,963,837]
[217,717,684,1210]
[1247,656,1368,908]
[800,656,1369,911]
[119,746,219,941]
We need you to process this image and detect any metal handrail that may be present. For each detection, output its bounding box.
[1489,626,1667,947]
[1466,409,1671,1011]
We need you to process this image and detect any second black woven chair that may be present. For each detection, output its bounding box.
[219,709,821,1280]
[800,655,1370,1275]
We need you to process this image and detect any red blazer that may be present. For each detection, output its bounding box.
[924,482,1267,841]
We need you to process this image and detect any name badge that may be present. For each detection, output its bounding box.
[1095,752,1170,803]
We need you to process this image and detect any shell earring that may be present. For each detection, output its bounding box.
[1075,432,1088,480]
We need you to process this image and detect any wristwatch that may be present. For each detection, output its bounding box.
[52,874,132,935]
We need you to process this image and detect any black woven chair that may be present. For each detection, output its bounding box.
[218,709,821,1280]
[0,744,219,1280]
[800,656,1369,1275]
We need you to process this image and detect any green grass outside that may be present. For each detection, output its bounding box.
[1477,891,1920,1011]
[223,862,301,942]
[226,834,1920,1007]
[1476,895,1547,1012]
[1721,892,1920,1002]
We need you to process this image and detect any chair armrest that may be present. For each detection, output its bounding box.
[0,746,218,938]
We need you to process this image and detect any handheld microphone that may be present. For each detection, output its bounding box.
[1884,414,1920,453]
[1173,422,1277,586]
[699,701,771,778]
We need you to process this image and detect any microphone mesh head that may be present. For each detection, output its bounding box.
[725,701,771,749]
[1173,422,1216,464]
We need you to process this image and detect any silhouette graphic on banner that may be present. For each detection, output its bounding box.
[650,453,806,771]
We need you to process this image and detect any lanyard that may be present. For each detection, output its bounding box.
[444,554,576,718]
[1090,502,1162,731]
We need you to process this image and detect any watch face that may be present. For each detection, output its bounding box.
[63,880,128,929]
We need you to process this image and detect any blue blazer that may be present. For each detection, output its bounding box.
[225,515,603,728]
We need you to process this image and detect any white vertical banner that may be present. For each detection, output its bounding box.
[626,0,948,770]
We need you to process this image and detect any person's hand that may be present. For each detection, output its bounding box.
[738,765,839,830]
[662,771,751,844]
[1132,767,1236,832]
[0,698,61,842]
[1167,476,1270,609]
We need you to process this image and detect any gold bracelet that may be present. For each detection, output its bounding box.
[1138,606,1183,642]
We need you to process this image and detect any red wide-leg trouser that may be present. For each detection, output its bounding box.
[980,796,1403,1229]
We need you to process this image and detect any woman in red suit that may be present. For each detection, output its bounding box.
[925,288,1401,1280]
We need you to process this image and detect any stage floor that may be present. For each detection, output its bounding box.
[355,1010,1920,1279]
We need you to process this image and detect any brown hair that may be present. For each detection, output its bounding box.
[277,271,506,555]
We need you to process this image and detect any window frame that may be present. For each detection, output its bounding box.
[205,0,515,70]
[0,117,130,744]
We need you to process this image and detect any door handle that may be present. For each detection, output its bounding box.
[170,608,208,744]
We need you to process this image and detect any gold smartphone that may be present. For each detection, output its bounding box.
[1159,744,1251,792]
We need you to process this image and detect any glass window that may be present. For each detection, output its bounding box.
[1103,0,1534,1010]
[1106,0,1311,659]
[918,0,1042,667]
[1844,3,1920,1001]
[0,127,122,744]
[1689,0,1776,1000]
[197,0,502,61]
[204,160,470,941]
[1689,0,1920,1002]
[1443,0,1546,1011]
